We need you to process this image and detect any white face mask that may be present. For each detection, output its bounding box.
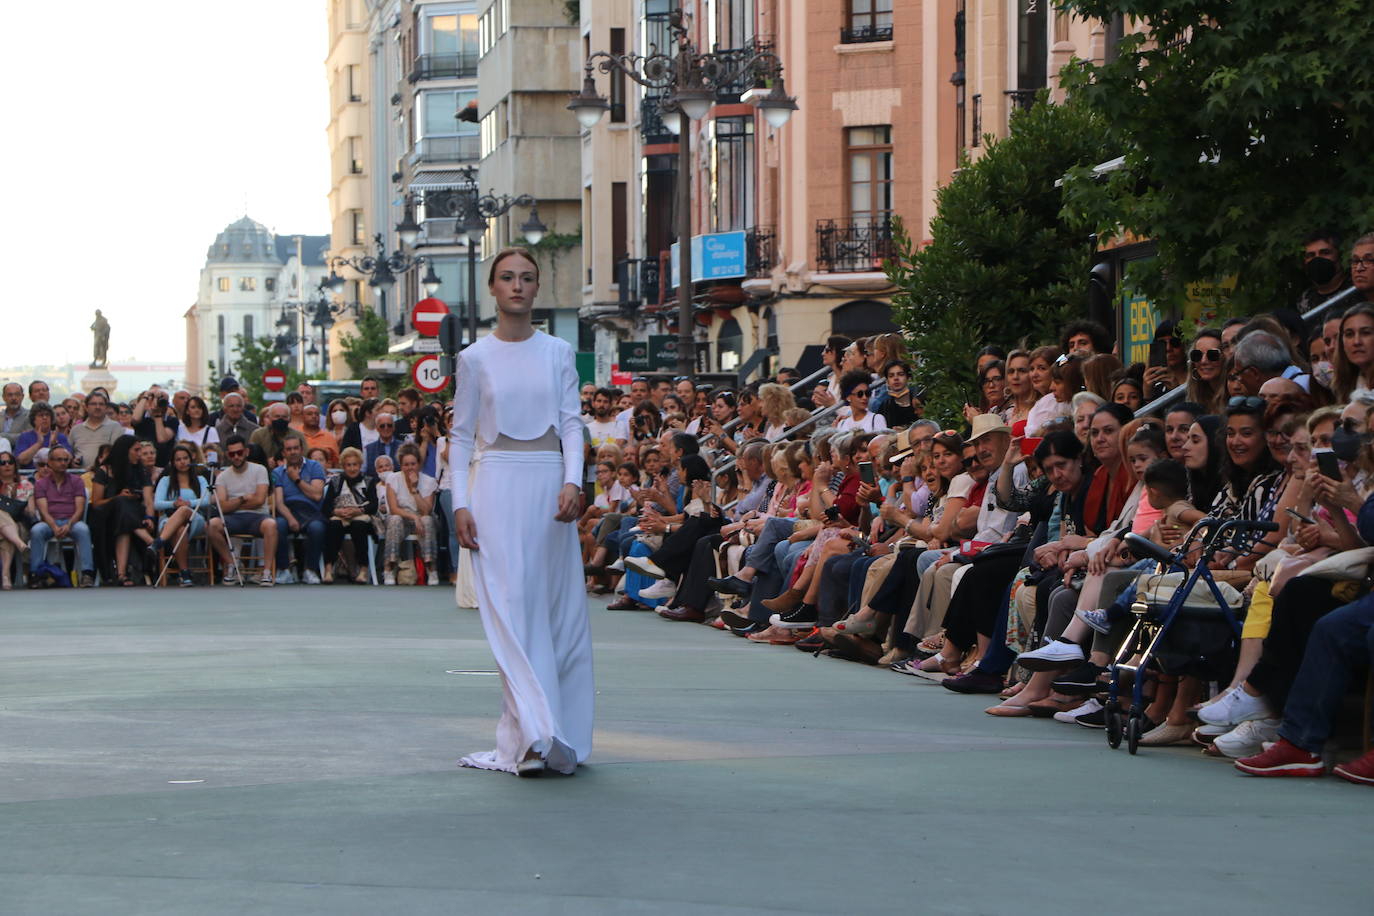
[332,411,348,426]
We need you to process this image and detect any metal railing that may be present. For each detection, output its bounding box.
[1133,284,1362,419]
[746,226,776,278]
[640,94,675,143]
[411,136,480,163]
[840,24,894,43]
[408,52,478,82]
[816,217,895,273]
[1005,88,1038,112]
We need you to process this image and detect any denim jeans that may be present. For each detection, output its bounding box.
[437,487,459,575]
[1277,594,1374,753]
[30,518,93,573]
[743,517,796,574]
[747,537,811,624]
[276,517,326,572]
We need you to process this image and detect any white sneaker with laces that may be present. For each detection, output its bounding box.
[275,569,296,585]
[303,570,321,585]
[1016,639,1085,670]
[426,570,438,586]
[1054,697,1103,723]
[383,570,397,586]
[607,558,626,572]
[624,556,667,579]
[1213,718,1281,758]
[1198,684,1274,727]
[640,578,677,600]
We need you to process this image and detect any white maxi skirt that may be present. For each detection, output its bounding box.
[459,451,594,774]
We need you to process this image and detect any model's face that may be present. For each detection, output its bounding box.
[1191,335,1223,381]
[489,254,539,313]
[1226,414,1264,468]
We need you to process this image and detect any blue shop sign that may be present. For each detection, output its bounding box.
[670,230,747,287]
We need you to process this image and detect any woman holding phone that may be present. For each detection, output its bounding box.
[450,247,592,778]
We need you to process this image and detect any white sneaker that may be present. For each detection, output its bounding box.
[624,556,667,579]
[1054,697,1102,724]
[639,578,677,600]
[1016,639,1085,671]
[607,558,626,573]
[383,571,397,586]
[258,573,274,588]
[221,567,241,586]
[426,570,438,586]
[1213,718,1282,758]
[1197,684,1274,727]
[302,570,321,585]
[275,569,296,585]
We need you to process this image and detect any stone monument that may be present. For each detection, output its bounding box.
[80,309,118,395]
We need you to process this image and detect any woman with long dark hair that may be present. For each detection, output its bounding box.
[91,436,155,586]
[153,443,210,587]
[176,395,219,456]
[451,247,592,777]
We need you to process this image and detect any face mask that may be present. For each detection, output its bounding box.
[1330,426,1369,462]
[271,418,290,434]
[1304,256,1339,286]
[332,411,348,426]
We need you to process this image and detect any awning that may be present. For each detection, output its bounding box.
[408,170,473,191]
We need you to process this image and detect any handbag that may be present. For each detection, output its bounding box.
[1296,546,1374,583]
[1135,570,1244,612]
[0,493,27,519]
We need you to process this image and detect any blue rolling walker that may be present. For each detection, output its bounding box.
[1105,517,1278,755]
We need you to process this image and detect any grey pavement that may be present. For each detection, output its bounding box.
[0,586,1367,915]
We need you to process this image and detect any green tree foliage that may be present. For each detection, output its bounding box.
[209,334,304,407]
[1058,0,1374,311]
[886,94,1114,422]
[337,308,392,378]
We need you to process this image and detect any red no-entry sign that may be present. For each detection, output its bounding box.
[412,298,448,337]
[262,368,287,392]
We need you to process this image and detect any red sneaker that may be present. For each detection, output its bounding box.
[1333,749,1374,786]
[1234,738,1325,777]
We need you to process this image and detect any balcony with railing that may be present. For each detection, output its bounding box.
[615,257,664,309]
[410,135,480,164]
[1005,89,1038,113]
[746,227,776,278]
[840,24,894,43]
[815,217,894,273]
[640,94,676,144]
[409,52,478,82]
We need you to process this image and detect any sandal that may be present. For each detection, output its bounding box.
[916,632,946,655]
[118,575,135,587]
[835,615,879,638]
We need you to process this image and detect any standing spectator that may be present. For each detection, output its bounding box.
[1,382,30,447]
[272,434,327,584]
[322,447,377,583]
[349,397,381,452]
[29,445,93,587]
[176,395,220,457]
[757,383,797,439]
[205,434,278,587]
[208,377,256,426]
[91,437,155,587]
[296,382,316,405]
[877,361,921,428]
[364,413,402,477]
[0,451,32,589]
[324,399,355,455]
[152,443,210,588]
[115,402,134,432]
[27,380,50,406]
[613,376,652,440]
[298,404,339,467]
[1296,230,1352,316]
[69,391,124,469]
[1061,320,1111,357]
[249,403,295,465]
[394,387,422,437]
[1349,232,1374,304]
[1186,328,1227,412]
[284,391,306,429]
[132,387,178,467]
[214,392,259,444]
[51,403,74,442]
[14,403,71,470]
[585,388,622,448]
[383,443,437,585]
[359,376,381,400]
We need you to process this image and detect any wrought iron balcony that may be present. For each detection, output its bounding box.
[408,52,478,82]
[640,94,675,144]
[840,24,894,44]
[615,257,665,308]
[1005,89,1038,112]
[711,39,775,102]
[410,135,480,163]
[815,217,895,273]
[746,227,776,278]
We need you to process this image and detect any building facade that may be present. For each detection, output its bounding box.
[184,218,329,395]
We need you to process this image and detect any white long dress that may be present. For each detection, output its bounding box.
[449,331,593,775]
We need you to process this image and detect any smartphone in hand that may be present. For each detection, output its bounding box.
[858,461,875,486]
[1314,448,1340,480]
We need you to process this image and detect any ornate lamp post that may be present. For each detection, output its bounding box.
[323,232,441,338]
[403,165,546,349]
[276,278,371,377]
[568,8,796,376]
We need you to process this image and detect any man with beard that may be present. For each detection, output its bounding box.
[584,387,622,448]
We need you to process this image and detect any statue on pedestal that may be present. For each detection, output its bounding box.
[91,309,110,369]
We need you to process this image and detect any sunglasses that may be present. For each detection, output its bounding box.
[1190,348,1222,363]
[226,450,247,458]
[851,390,870,398]
[0,459,15,466]
[1227,396,1265,410]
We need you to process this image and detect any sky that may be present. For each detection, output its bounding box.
[0,1,330,368]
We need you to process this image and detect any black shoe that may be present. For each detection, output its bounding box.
[941,670,1005,694]
[1053,662,1107,696]
[719,610,762,631]
[1075,705,1107,728]
[178,572,195,588]
[776,603,818,626]
[794,629,826,652]
[707,575,752,597]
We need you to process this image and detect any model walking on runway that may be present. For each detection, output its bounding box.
[450,247,593,777]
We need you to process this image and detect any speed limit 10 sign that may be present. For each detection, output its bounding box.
[411,354,450,393]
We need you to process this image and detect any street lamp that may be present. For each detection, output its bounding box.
[569,8,796,375]
[277,277,363,377]
[404,165,546,350]
[328,231,439,337]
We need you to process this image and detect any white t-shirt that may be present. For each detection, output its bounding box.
[359,424,380,450]
[947,472,975,502]
[217,461,270,514]
[177,424,220,449]
[386,470,438,513]
[834,411,889,433]
[585,417,621,448]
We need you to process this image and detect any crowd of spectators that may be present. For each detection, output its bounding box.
[4,229,1373,784]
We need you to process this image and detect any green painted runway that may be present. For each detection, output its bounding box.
[0,587,1366,914]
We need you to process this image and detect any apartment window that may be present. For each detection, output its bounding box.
[348,135,363,173]
[217,277,230,292]
[847,126,893,226]
[1017,0,1049,92]
[713,117,755,232]
[420,89,478,139]
[244,315,255,341]
[239,277,257,291]
[721,0,755,48]
[612,181,628,280]
[952,1,966,151]
[347,64,361,102]
[351,210,366,246]
[478,0,507,56]
[843,0,894,43]
[265,277,276,292]
[609,29,626,123]
[971,94,983,146]
[425,12,479,59]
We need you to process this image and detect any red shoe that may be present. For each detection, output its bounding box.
[1333,749,1374,786]
[1234,738,1324,777]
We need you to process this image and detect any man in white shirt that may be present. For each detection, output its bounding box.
[584,388,623,447]
[612,377,652,441]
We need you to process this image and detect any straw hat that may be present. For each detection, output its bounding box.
[967,414,1011,442]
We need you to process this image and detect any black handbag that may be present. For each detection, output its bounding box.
[0,493,27,519]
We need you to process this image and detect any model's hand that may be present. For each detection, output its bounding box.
[555,483,581,523]
[454,507,478,549]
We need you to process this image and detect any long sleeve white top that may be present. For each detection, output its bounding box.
[448,331,584,509]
